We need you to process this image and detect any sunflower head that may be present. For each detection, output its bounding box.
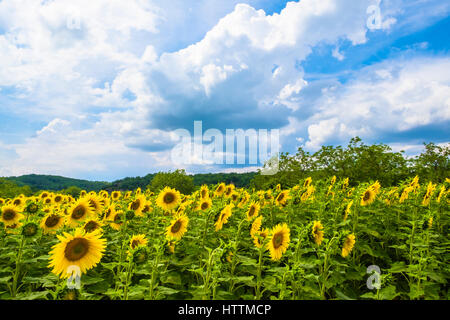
[41,213,65,234]
[246,202,260,221]
[214,183,226,197]
[1,205,25,227]
[22,222,39,237]
[83,218,103,234]
[156,187,181,211]
[166,214,189,240]
[341,234,356,258]
[311,221,324,246]
[361,187,376,206]
[129,234,148,250]
[48,228,106,279]
[68,199,93,227]
[25,201,39,214]
[197,197,212,212]
[266,223,290,260]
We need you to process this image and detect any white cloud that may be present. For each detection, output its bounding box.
[303,57,450,149]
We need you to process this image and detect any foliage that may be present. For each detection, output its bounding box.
[0,179,33,198]
[251,137,449,190]
[150,170,195,195]
[0,175,448,300]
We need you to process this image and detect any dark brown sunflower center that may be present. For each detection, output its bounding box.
[272,232,284,249]
[249,206,256,217]
[54,196,62,202]
[64,238,89,261]
[171,220,182,233]
[130,200,141,210]
[163,193,175,204]
[201,190,207,198]
[363,191,371,201]
[84,221,99,232]
[131,240,140,249]
[277,193,285,201]
[201,202,209,210]
[13,199,21,206]
[114,213,123,224]
[2,209,16,221]
[72,205,86,219]
[45,215,61,228]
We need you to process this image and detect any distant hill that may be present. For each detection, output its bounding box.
[7,174,109,192]
[4,171,257,193]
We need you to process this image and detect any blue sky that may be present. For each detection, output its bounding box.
[0,0,449,181]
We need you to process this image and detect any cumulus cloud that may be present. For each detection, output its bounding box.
[2,0,447,178]
[302,57,450,150]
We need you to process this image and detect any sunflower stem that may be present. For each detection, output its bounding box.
[11,235,26,298]
[255,246,264,299]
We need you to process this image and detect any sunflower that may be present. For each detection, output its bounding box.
[250,216,263,238]
[253,228,269,249]
[214,183,226,197]
[303,177,312,188]
[41,213,65,234]
[275,190,290,207]
[85,194,103,215]
[343,200,353,221]
[156,187,181,211]
[5,222,23,234]
[128,194,146,216]
[22,222,39,237]
[166,215,189,240]
[67,199,93,227]
[330,175,336,185]
[360,187,376,206]
[246,202,260,221]
[341,234,356,258]
[82,218,103,234]
[224,184,235,198]
[39,191,50,200]
[342,177,349,189]
[200,185,210,199]
[0,198,4,205]
[312,221,324,246]
[53,194,65,205]
[237,192,250,208]
[42,196,54,206]
[266,223,290,261]
[103,205,116,221]
[129,234,148,250]
[197,197,212,212]
[0,205,24,227]
[111,191,122,201]
[110,211,124,230]
[437,186,446,203]
[214,204,233,231]
[12,197,25,208]
[48,228,106,279]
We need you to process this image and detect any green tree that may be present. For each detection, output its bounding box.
[60,186,83,198]
[412,142,450,182]
[149,169,195,195]
[0,178,33,199]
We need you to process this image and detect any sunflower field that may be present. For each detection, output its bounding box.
[0,176,449,300]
